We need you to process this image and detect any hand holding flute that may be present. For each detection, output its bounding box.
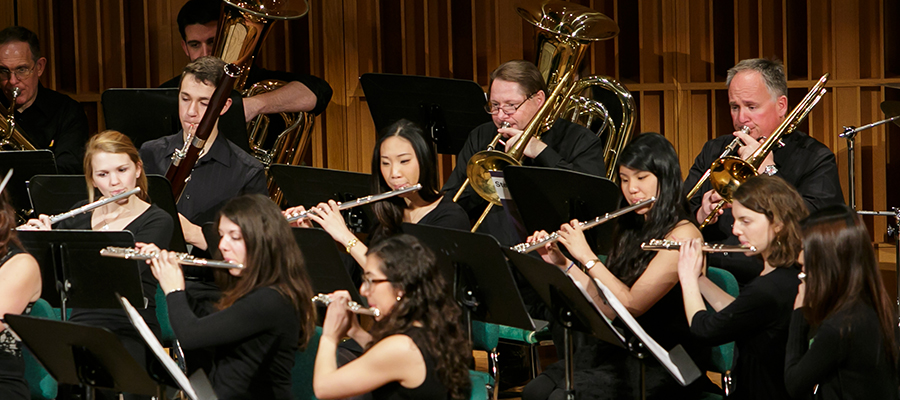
[318,290,371,344]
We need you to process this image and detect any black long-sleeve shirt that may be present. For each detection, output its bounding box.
[683,132,843,284]
[441,119,606,246]
[784,303,900,400]
[167,287,301,400]
[689,267,800,400]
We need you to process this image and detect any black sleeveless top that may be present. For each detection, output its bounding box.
[371,327,449,400]
[0,244,33,400]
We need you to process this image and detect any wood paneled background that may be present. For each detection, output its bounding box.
[3,0,899,255]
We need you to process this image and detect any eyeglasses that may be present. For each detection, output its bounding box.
[485,92,536,115]
[0,64,36,81]
[362,276,391,290]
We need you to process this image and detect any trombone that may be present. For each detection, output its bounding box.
[685,126,749,200]
[698,73,829,228]
[641,239,756,253]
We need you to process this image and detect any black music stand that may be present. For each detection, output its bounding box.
[3,314,161,397]
[504,248,701,399]
[401,223,544,341]
[101,88,251,154]
[17,230,144,317]
[0,150,57,220]
[504,166,621,254]
[359,73,491,155]
[292,227,368,306]
[26,174,188,253]
[270,164,373,233]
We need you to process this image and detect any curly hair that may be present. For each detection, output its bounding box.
[213,194,317,349]
[0,190,23,259]
[732,175,807,268]
[605,132,691,286]
[366,235,471,399]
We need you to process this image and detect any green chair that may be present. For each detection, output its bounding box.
[699,267,740,399]
[470,321,499,399]
[291,326,322,400]
[23,298,59,400]
[155,285,187,371]
[469,370,490,400]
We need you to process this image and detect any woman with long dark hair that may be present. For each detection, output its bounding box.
[0,190,41,400]
[285,119,468,267]
[783,204,899,399]
[313,234,471,400]
[677,175,807,400]
[523,132,706,399]
[148,194,317,399]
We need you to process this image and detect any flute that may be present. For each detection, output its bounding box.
[640,239,757,253]
[17,187,142,229]
[511,197,657,253]
[286,184,422,223]
[99,246,243,269]
[312,293,381,317]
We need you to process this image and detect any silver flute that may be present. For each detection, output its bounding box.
[511,197,657,253]
[640,239,757,253]
[99,246,244,269]
[18,187,142,229]
[286,184,422,223]
[312,293,381,317]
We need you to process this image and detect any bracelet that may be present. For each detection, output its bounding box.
[167,287,185,295]
[584,259,600,271]
[565,261,575,274]
[345,238,359,253]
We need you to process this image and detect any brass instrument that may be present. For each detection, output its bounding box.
[464,1,620,232]
[0,87,37,150]
[16,187,141,230]
[312,293,380,317]
[451,122,509,203]
[214,0,314,205]
[511,197,656,253]
[640,239,757,253]
[699,73,829,229]
[685,126,750,200]
[100,246,243,269]
[287,184,422,223]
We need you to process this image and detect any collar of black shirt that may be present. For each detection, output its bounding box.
[173,130,235,168]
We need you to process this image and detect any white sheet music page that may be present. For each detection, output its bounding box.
[589,277,686,385]
[119,295,199,400]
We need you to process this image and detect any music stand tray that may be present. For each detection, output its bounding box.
[360,73,491,155]
[504,166,621,254]
[292,227,368,306]
[0,150,57,219]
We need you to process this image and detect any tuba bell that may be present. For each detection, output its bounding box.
[214,0,314,205]
[0,87,37,150]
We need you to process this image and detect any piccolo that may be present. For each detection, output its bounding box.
[99,246,243,269]
[640,239,757,253]
[312,293,381,317]
[286,184,422,223]
[17,187,141,229]
[511,197,657,253]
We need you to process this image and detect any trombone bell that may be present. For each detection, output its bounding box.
[465,150,519,206]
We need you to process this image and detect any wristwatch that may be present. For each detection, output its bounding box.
[584,259,601,271]
[764,164,778,176]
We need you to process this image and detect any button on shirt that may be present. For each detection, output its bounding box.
[140,132,267,225]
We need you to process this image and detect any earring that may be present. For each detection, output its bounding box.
[396,294,403,302]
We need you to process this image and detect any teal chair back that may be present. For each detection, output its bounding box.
[155,285,176,344]
[24,298,59,399]
[469,370,490,400]
[292,326,322,400]
[705,267,739,373]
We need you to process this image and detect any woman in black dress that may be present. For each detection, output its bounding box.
[285,118,469,268]
[148,194,317,399]
[677,174,807,400]
[24,130,173,400]
[313,234,470,400]
[784,204,899,399]
[0,190,41,400]
[523,132,706,400]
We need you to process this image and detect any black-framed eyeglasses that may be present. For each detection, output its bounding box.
[484,92,536,115]
[0,64,36,81]
[362,276,391,289]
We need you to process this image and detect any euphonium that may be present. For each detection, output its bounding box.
[214,0,313,205]
[0,87,37,150]
[699,73,829,228]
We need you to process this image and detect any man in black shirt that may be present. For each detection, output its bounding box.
[442,60,606,246]
[0,26,88,174]
[683,58,842,284]
[159,0,332,119]
[141,56,267,250]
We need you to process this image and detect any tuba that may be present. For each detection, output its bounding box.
[0,87,37,150]
[214,0,314,205]
[463,1,620,231]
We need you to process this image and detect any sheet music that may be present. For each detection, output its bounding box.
[119,296,199,400]
[589,277,687,385]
